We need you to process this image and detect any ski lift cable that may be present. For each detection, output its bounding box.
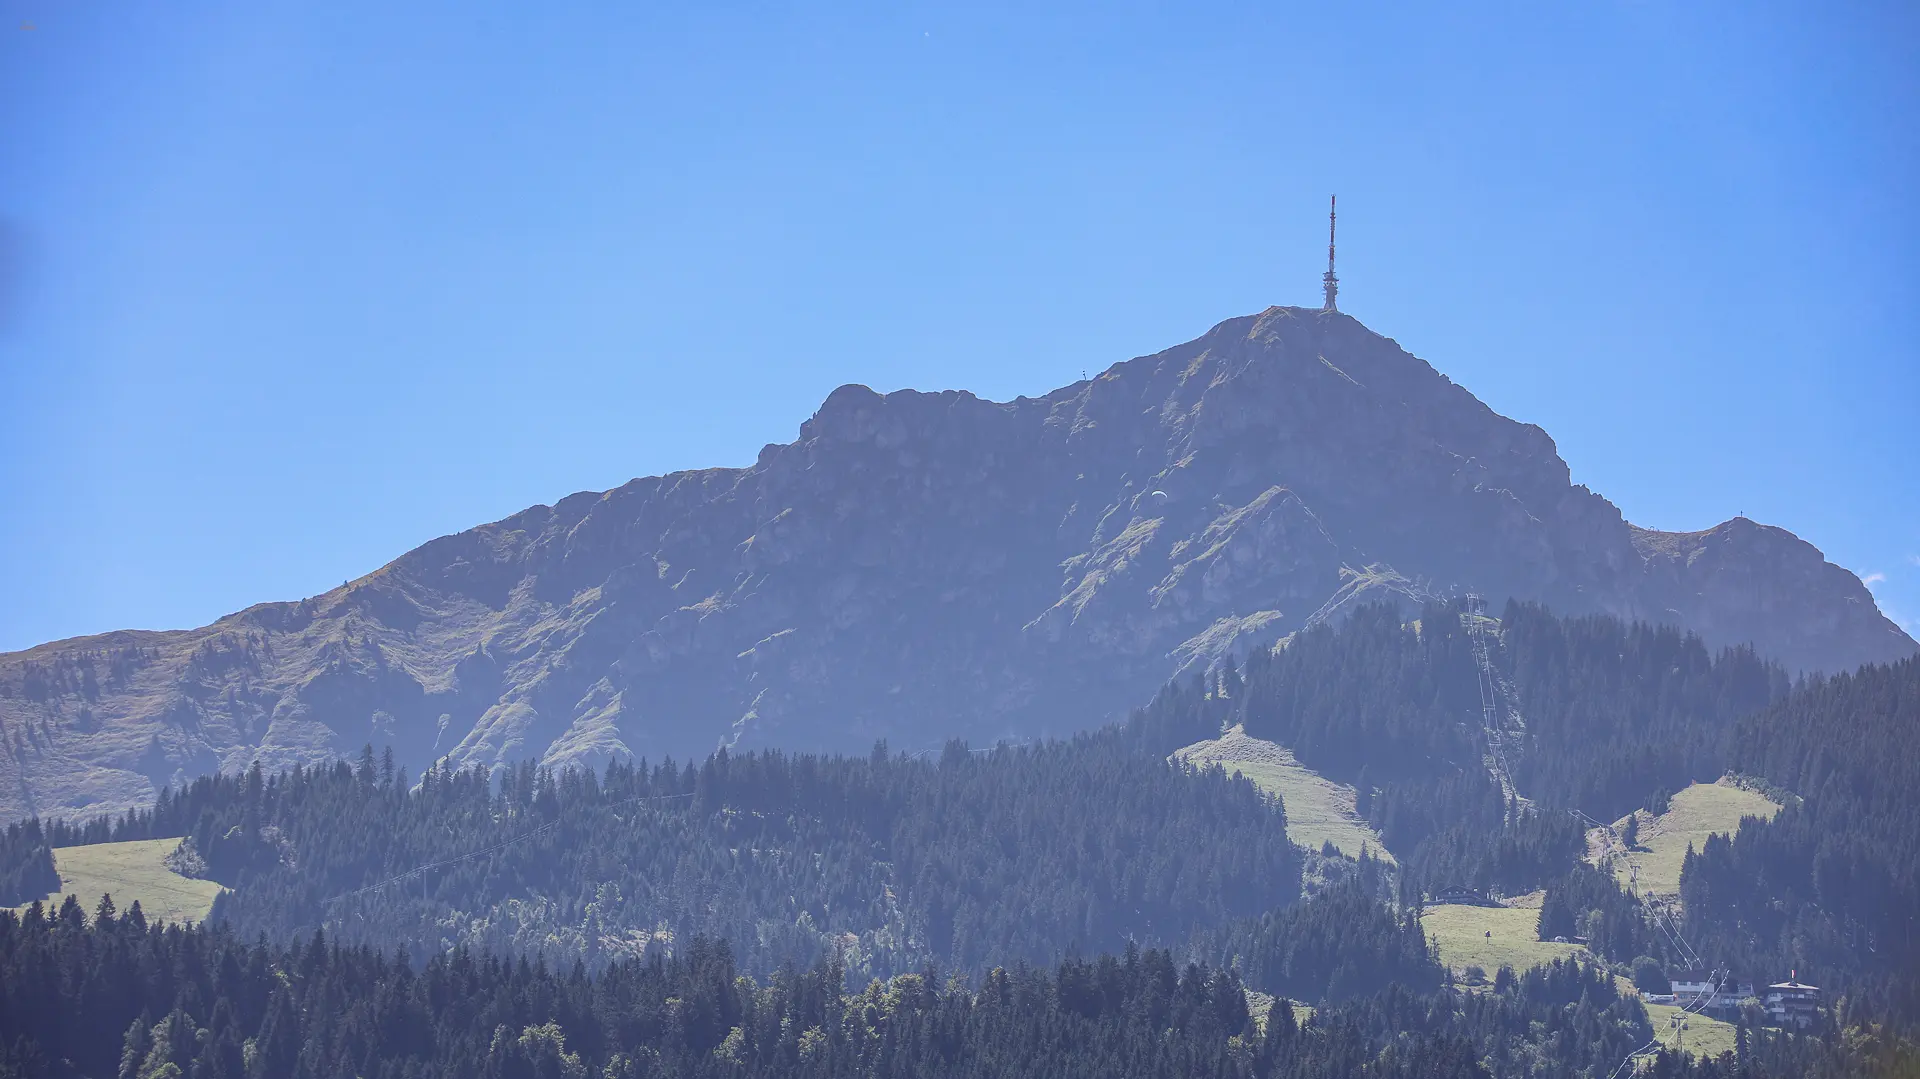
[1570,806,1709,970]
[1570,805,1730,1078]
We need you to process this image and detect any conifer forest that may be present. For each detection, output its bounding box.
[3,602,1917,1077]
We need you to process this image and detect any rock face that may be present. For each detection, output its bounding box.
[1,307,1910,821]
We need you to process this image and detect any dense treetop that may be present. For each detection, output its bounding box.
[20,733,1302,981]
[1681,656,1920,1029]
[4,897,1903,1079]
[1132,601,1785,900]
[6,602,1919,1070]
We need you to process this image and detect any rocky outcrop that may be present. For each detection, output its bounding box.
[1627,518,1911,676]
[1,307,1909,821]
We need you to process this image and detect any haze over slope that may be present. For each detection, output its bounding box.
[1,307,1909,821]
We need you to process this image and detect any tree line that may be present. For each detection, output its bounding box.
[1680,656,1920,1031]
[0,819,60,906]
[4,894,1903,1079]
[1188,853,1441,1004]
[1129,600,1785,901]
[7,599,1918,1059]
[8,733,1304,982]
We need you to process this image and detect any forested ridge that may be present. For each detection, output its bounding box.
[1189,853,1441,1004]
[1680,656,1920,1029]
[6,602,1920,1073]
[1498,605,1783,817]
[11,734,1302,980]
[9,896,1904,1079]
[1130,601,1784,900]
[1134,602,1920,1033]
[4,602,1786,935]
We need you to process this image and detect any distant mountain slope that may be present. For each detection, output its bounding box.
[0,306,1910,820]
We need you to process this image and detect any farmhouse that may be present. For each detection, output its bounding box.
[1764,978,1821,1028]
[1669,971,1754,1019]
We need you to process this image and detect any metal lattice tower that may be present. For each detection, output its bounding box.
[1322,194,1339,312]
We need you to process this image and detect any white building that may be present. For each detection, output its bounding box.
[1670,971,1754,1016]
[1763,978,1821,1028]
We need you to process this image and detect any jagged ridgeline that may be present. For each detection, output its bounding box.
[21,733,1303,979]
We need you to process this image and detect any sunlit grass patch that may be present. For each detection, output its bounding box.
[1174,725,1393,862]
[15,838,224,925]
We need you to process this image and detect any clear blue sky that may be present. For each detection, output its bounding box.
[2,1,1915,654]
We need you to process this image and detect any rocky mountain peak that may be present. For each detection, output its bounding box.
[1,307,1909,822]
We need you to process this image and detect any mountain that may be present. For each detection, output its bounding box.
[1,306,1910,821]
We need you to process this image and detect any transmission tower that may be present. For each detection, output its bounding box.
[1322,195,1339,312]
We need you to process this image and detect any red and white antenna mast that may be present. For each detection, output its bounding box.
[1322,195,1339,312]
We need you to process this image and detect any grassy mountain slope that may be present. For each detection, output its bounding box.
[9,838,221,926]
[1595,780,1783,899]
[1173,724,1391,861]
